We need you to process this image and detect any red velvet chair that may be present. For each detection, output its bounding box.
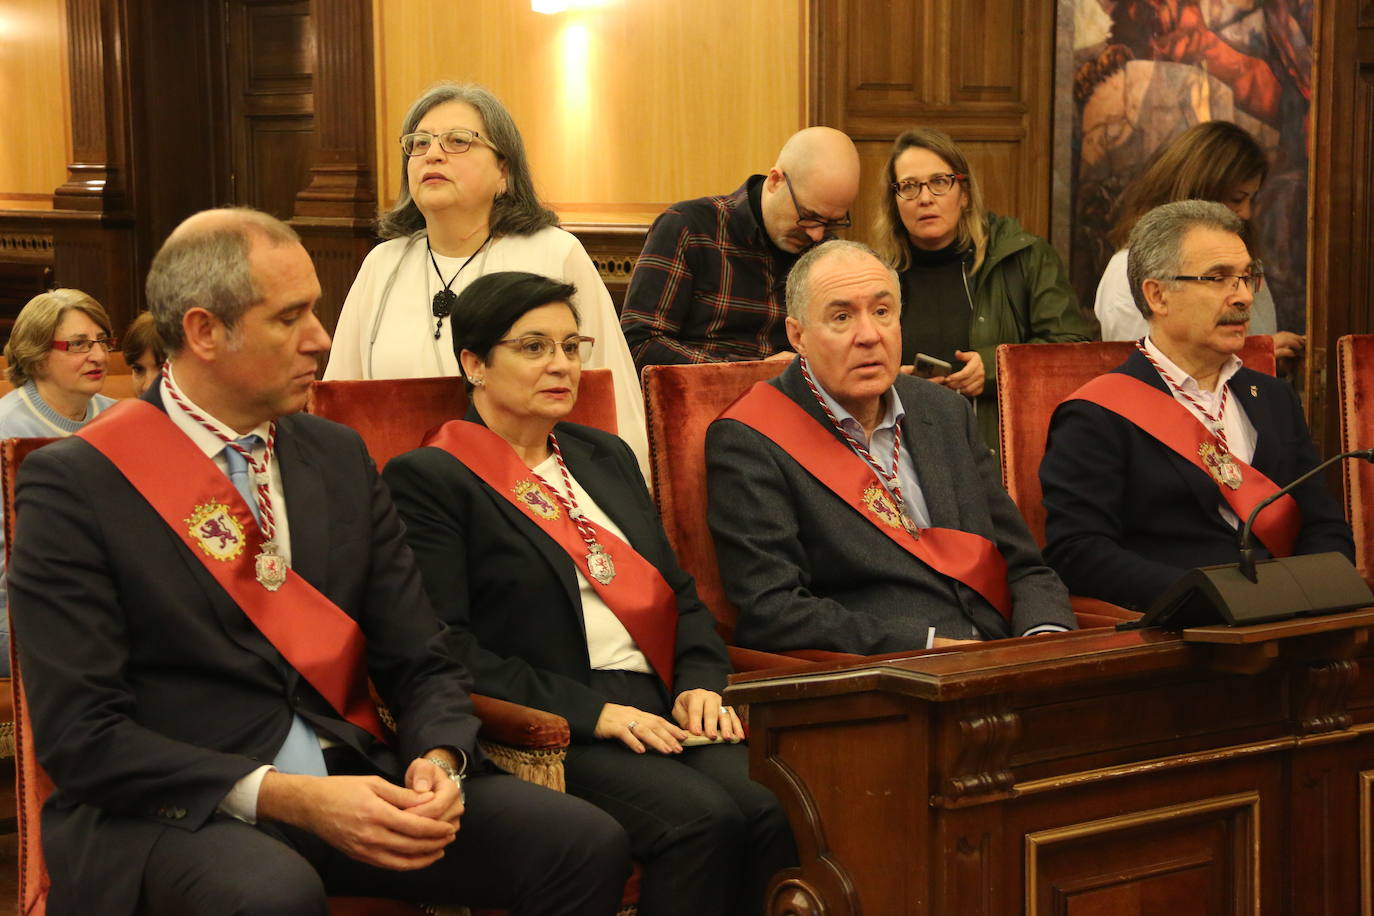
[2,438,436,916]
[995,336,1277,627]
[641,360,861,669]
[305,369,617,470]
[1337,334,1374,583]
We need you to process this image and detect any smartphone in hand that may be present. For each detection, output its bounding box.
[912,352,953,379]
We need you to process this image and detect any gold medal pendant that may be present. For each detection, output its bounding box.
[586,542,616,585]
[255,543,288,591]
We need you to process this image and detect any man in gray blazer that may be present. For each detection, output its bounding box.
[706,240,1074,654]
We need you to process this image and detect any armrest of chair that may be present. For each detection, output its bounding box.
[727,645,864,673]
[1071,595,1142,629]
[470,693,570,751]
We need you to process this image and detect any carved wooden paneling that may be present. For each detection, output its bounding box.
[566,223,649,315]
[812,0,1055,251]
[1025,793,1260,915]
[731,621,1374,913]
[226,0,314,222]
[291,0,377,337]
[950,0,1023,102]
[297,225,374,337]
[847,0,918,96]
[0,213,57,327]
[57,0,132,212]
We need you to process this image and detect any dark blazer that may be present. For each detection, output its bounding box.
[383,417,731,740]
[705,361,1074,654]
[8,383,483,916]
[1039,350,1355,611]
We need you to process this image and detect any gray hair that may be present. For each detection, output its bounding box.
[785,239,899,323]
[1126,199,1246,320]
[146,208,300,353]
[376,82,558,240]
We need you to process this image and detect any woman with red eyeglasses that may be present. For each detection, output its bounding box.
[0,288,119,673]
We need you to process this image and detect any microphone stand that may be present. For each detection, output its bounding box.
[1128,448,1374,630]
[1237,448,1374,583]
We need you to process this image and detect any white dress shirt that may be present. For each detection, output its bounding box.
[1142,336,1257,529]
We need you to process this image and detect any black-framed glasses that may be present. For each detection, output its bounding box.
[892,173,966,200]
[495,335,596,362]
[51,337,117,354]
[1169,274,1265,294]
[400,128,501,158]
[782,172,852,230]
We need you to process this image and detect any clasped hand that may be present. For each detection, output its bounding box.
[594,688,743,754]
[257,754,464,871]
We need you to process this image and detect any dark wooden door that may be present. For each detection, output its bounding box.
[1307,0,1374,457]
[223,0,316,220]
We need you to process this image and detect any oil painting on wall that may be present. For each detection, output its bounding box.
[1068,0,1313,333]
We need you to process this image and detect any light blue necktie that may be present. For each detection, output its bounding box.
[222,436,261,525]
[221,437,327,777]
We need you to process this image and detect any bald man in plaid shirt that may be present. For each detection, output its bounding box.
[620,128,860,369]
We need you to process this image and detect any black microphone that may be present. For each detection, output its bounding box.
[1237,447,1374,582]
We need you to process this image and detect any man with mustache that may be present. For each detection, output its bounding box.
[620,127,861,370]
[1039,200,1353,612]
[705,240,1075,654]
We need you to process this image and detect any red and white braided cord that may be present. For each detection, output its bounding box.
[536,434,600,551]
[1134,339,1230,449]
[797,357,908,508]
[160,364,279,543]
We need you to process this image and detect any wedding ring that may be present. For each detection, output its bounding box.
[627,720,639,731]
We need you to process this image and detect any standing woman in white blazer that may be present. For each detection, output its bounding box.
[326,81,649,473]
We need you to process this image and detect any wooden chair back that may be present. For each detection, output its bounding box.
[1338,335,1374,581]
[305,369,617,470]
[642,360,787,641]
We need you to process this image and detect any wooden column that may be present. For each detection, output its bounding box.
[1307,0,1374,455]
[292,0,379,337]
[51,0,138,327]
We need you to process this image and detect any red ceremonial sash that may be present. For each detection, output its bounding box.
[1064,373,1299,558]
[423,421,678,689]
[76,400,387,743]
[719,382,1013,620]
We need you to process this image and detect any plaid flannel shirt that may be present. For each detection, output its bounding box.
[621,177,808,369]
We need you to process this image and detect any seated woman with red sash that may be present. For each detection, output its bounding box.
[384,271,796,916]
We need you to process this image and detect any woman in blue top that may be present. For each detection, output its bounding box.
[0,288,118,673]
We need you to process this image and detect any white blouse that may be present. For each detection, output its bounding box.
[326,227,650,476]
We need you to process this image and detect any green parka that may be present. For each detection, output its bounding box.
[945,213,1095,460]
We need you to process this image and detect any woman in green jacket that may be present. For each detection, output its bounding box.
[873,127,1093,458]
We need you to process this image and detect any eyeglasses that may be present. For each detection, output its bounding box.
[782,172,852,230]
[51,337,117,354]
[494,335,596,362]
[892,173,966,200]
[1169,274,1265,294]
[400,128,501,158]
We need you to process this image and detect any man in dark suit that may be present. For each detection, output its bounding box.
[8,208,629,915]
[705,240,1074,654]
[1039,200,1353,611]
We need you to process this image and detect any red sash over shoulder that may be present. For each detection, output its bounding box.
[720,382,1012,620]
[77,400,387,743]
[423,420,678,689]
[1065,373,1299,558]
